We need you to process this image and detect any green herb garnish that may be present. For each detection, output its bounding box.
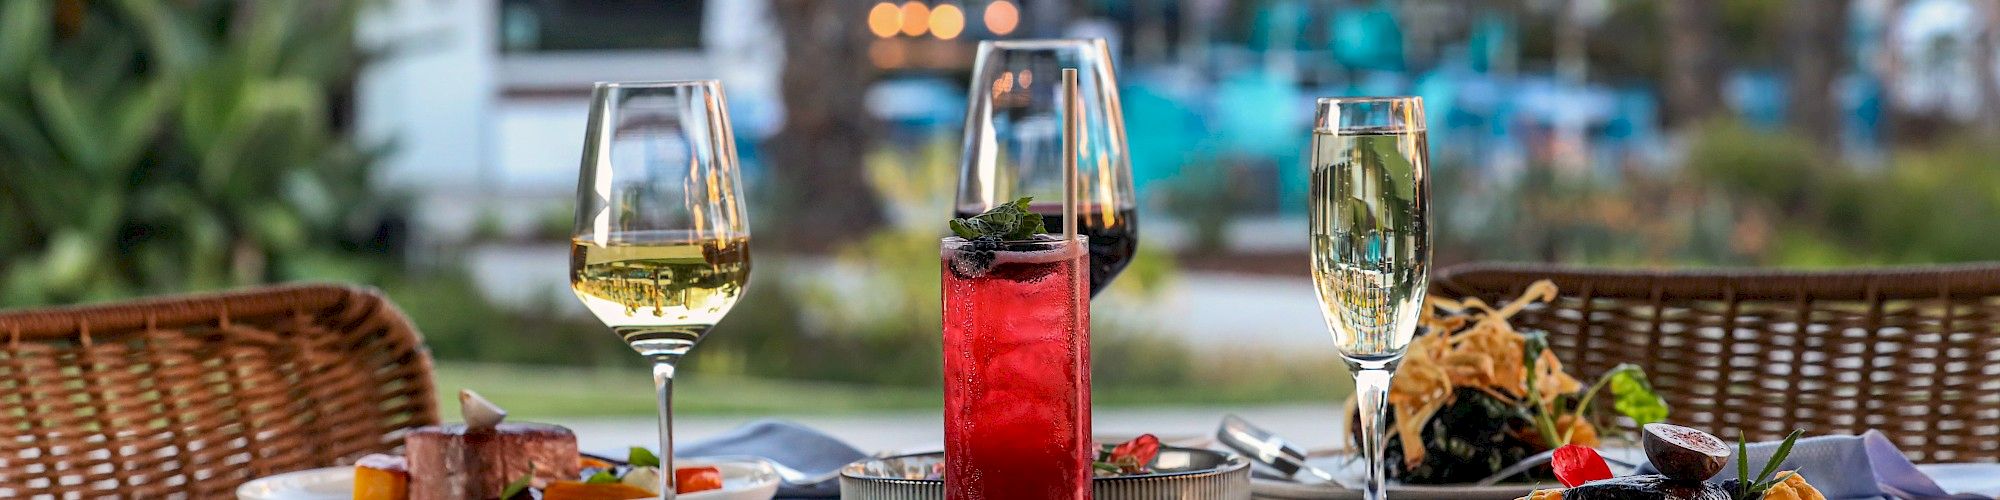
[628,446,661,468]
[949,197,1046,240]
[584,469,619,484]
[1557,363,1666,445]
[1737,434,1752,498]
[500,463,535,498]
[1735,429,1805,500]
[1607,365,1669,425]
[1520,330,1565,447]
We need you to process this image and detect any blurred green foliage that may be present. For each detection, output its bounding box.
[1158,160,1251,256]
[382,269,640,368]
[688,131,1204,391]
[684,224,1211,393]
[0,1,397,305]
[1753,133,2000,265]
[1444,118,2000,267]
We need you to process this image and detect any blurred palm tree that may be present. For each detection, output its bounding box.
[1785,0,1849,158]
[767,0,888,250]
[0,1,396,305]
[1660,0,1724,131]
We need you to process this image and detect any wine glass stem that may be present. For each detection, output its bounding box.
[653,359,679,500]
[1352,365,1396,500]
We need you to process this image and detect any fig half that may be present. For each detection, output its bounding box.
[1642,423,1730,481]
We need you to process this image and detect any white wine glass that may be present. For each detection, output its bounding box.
[571,80,750,499]
[1309,96,1429,500]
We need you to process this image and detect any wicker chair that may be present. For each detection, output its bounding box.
[0,284,439,498]
[1430,263,2000,462]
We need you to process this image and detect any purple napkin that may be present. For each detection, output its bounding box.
[1638,430,1988,500]
[1855,431,1991,500]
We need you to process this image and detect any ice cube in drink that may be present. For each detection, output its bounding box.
[940,236,1091,500]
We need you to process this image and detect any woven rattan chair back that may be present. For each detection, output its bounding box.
[0,284,438,498]
[1431,263,2000,462]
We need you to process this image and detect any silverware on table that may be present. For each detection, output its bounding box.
[1216,414,1348,487]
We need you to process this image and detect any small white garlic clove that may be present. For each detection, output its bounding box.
[459,389,508,430]
[622,466,663,494]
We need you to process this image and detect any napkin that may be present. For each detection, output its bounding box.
[1635,430,1988,500]
[679,419,865,499]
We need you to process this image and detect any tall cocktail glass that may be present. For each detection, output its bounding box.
[940,236,1091,500]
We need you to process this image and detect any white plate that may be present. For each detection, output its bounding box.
[236,467,352,500]
[1255,459,2000,499]
[1251,447,1648,500]
[1253,477,1550,500]
[236,458,780,500]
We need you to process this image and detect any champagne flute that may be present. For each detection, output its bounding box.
[570,80,750,499]
[956,39,1137,296]
[1309,97,1429,500]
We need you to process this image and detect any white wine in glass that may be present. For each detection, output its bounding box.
[570,80,750,499]
[1309,96,1429,500]
[570,230,750,356]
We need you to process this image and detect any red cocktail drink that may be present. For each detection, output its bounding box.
[940,236,1091,500]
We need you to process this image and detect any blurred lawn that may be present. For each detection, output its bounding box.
[435,361,1349,419]
[435,362,941,418]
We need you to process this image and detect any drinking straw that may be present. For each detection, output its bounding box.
[1061,69,1079,244]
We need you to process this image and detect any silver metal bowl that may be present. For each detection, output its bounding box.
[840,446,1251,499]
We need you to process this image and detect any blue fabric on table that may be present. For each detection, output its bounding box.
[1634,430,1987,500]
[679,419,866,499]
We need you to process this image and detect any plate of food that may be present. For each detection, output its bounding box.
[237,391,779,500]
[1253,281,1669,499]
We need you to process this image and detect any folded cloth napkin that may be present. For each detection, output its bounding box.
[679,419,866,499]
[1636,430,1988,500]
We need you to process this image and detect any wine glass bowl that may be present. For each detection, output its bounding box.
[956,39,1136,296]
[570,80,750,499]
[1309,96,1429,500]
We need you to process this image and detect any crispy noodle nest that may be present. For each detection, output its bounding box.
[1344,280,1595,468]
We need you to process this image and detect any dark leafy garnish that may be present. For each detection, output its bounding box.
[1733,429,1805,500]
[500,463,535,499]
[949,197,1045,240]
[628,446,660,468]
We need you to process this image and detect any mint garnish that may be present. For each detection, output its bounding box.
[950,197,1046,240]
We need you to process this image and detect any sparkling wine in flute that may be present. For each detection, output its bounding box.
[570,230,751,357]
[1309,128,1430,361]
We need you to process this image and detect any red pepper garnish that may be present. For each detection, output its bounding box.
[1107,434,1161,474]
[674,466,724,493]
[1551,444,1614,488]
